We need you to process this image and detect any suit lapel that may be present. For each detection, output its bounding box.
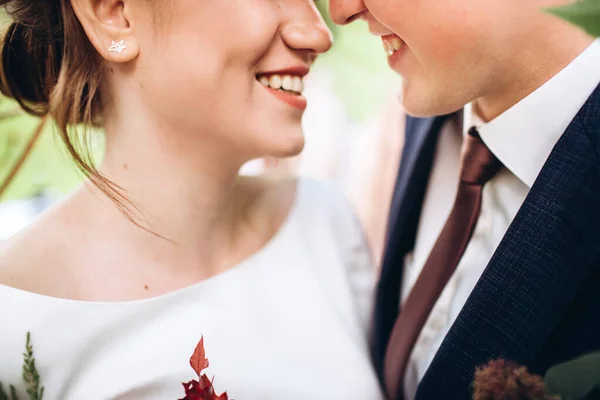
[373,114,452,377]
[416,90,600,399]
[385,116,438,240]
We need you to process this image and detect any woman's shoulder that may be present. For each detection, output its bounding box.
[0,199,76,295]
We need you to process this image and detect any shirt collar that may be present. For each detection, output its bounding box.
[463,39,600,188]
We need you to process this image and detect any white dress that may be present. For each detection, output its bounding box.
[0,179,384,400]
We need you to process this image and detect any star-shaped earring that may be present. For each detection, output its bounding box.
[108,40,127,53]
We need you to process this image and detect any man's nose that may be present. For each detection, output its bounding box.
[329,0,367,25]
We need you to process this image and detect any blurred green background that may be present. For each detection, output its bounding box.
[0,2,396,201]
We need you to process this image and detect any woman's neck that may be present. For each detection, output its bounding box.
[78,113,265,278]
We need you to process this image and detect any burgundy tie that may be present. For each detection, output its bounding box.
[383,127,503,399]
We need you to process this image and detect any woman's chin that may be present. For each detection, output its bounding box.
[263,130,305,158]
[273,139,305,158]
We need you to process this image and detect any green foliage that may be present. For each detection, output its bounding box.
[0,384,18,400]
[547,0,600,37]
[0,383,9,400]
[0,332,44,400]
[0,110,83,200]
[22,333,44,400]
[544,352,600,400]
[315,21,399,122]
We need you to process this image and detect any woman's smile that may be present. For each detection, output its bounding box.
[257,65,309,110]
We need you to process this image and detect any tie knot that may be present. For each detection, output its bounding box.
[460,127,503,185]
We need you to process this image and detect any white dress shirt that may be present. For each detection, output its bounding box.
[401,39,600,399]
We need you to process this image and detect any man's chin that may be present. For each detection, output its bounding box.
[401,84,466,118]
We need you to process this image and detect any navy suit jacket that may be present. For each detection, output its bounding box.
[373,84,600,399]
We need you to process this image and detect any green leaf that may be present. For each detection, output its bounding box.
[0,383,9,400]
[544,352,600,400]
[0,383,20,400]
[21,333,43,400]
[546,0,600,37]
[9,386,18,400]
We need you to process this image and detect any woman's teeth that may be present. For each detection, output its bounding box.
[382,35,404,56]
[258,74,304,95]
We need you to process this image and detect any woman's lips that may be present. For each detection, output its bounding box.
[262,86,307,111]
[257,72,307,111]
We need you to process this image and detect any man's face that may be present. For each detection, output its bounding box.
[329,0,554,117]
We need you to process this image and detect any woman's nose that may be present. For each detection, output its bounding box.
[329,0,367,25]
[281,20,333,55]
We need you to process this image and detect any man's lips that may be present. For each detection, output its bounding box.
[382,34,405,56]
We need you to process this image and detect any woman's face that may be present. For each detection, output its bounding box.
[129,0,332,162]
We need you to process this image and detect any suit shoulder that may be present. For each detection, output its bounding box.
[577,84,600,161]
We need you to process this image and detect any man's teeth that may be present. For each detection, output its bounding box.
[383,36,403,56]
[258,74,304,94]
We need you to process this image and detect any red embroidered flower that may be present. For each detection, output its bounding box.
[179,337,228,400]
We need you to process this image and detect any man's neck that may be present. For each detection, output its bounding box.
[474,30,594,123]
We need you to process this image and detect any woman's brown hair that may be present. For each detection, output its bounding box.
[0,0,129,212]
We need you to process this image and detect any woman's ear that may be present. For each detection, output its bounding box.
[69,0,140,63]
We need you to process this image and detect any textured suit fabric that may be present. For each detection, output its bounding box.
[375,84,600,399]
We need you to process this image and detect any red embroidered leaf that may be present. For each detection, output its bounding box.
[198,375,213,390]
[213,391,229,400]
[190,337,210,377]
[180,337,228,400]
[179,381,201,400]
[179,378,229,400]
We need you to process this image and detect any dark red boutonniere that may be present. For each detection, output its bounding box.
[472,358,558,400]
[472,354,600,400]
[179,337,229,400]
